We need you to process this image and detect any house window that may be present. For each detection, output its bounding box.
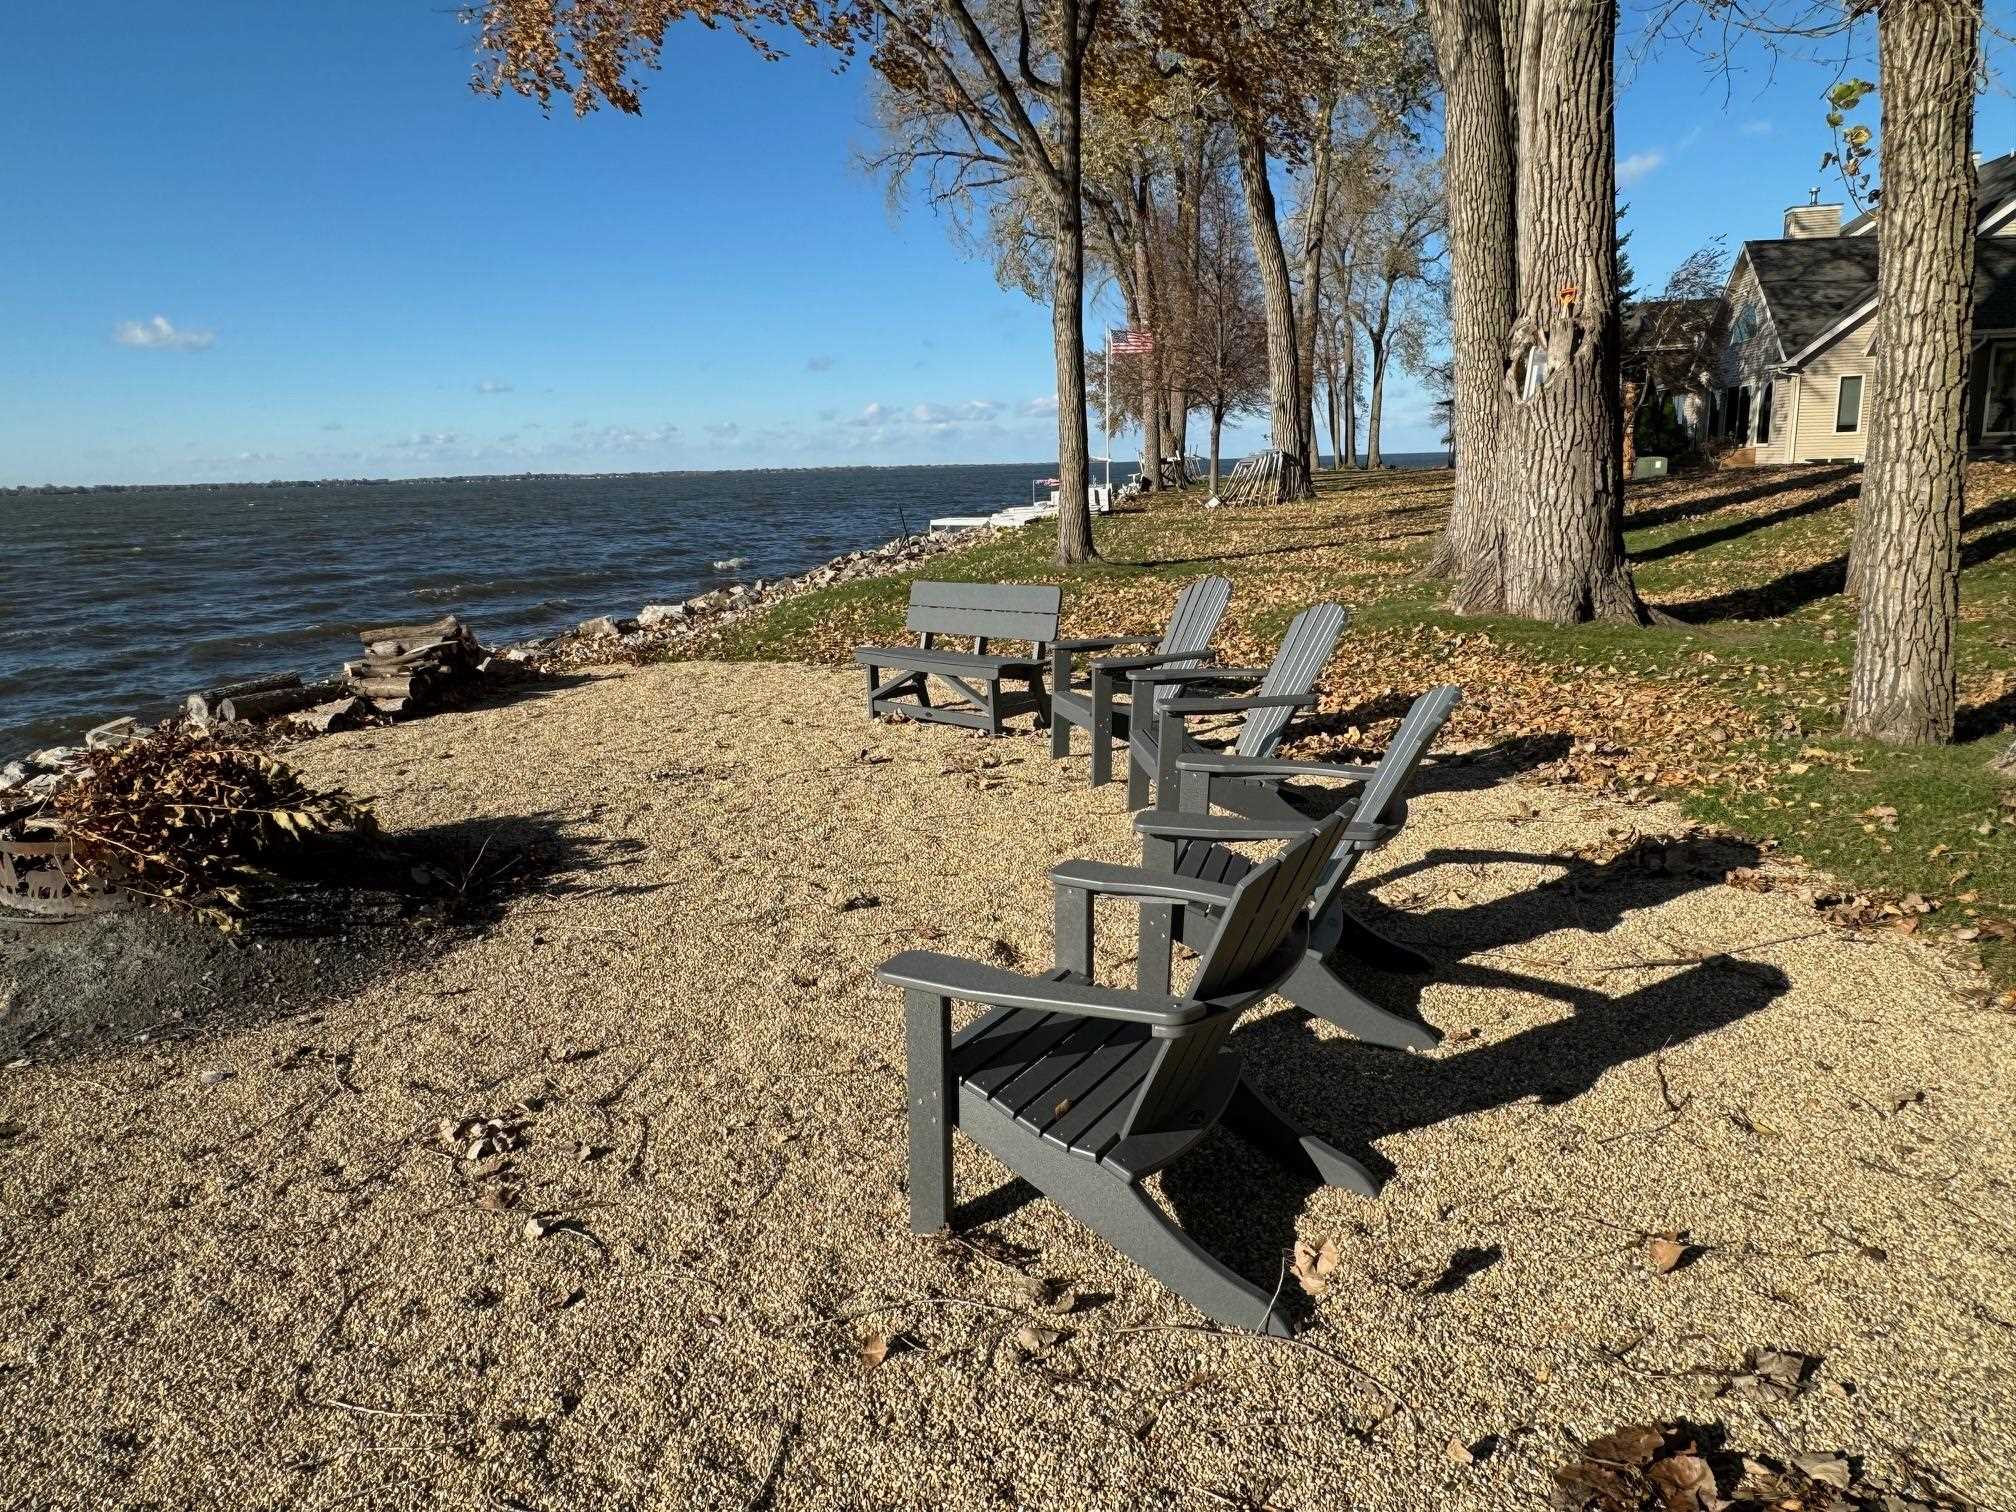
[1755,381,1773,445]
[1836,375,1864,433]
[1731,303,1759,346]
[1985,345,2016,437]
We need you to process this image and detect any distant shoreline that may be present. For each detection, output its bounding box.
[4,454,1452,497]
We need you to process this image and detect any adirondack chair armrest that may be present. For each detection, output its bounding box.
[1123,666,1265,687]
[1172,755,1380,782]
[1048,859,1240,907]
[1159,692,1318,716]
[1054,635,1155,654]
[1131,813,1319,843]
[876,950,1205,1026]
[1092,649,1220,675]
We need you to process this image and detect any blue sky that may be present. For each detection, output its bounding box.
[1,3,2004,487]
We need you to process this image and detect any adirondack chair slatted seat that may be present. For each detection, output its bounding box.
[856,582,1062,735]
[879,811,1369,1337]
[1124,602,1351,812]
[1132,686,1464,1052]
[1048,575,1231,787]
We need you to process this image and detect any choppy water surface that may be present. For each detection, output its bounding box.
[0,455,1447,756]
[0,464,1056,754]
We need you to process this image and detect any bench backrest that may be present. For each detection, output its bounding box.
[1118,813,1346,1139]
[1307,684,1462,918]
[1147,575,1233,711]
[905,581,1062,648]
[1235,602,1350,757]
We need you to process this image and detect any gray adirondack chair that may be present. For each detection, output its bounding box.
[1132,686,1464,1052]
[1123,602,1351,812]
[878,810,1370,1337]
[1048,575,1232,787]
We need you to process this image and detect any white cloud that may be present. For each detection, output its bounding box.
[476,379,513,394]
[389,431,464,449]
[1740,119,1774,137]
[1617,150,1666,187]
[1020,395,1058,418]
[114,315,215,351]
[704,422,741,441]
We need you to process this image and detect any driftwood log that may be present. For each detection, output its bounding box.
[218,681,346,723]
[357,614,469,648]
[186,672,301,723]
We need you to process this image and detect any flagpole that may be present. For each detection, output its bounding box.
[1102,327,1112,500]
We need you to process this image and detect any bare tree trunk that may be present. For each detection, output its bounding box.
[1421,0,1517,607]
[1234,119,1308,501]
[1621,378,1641,481]
[1342,347,1357,467]
[1366,341,1387,468]
[1327,378,1343,470]
[1845,0,1978,744]
[1130,172,1165,491]
[1050,26,1096,564]
[1209,410,1224,494]
[1497,0,1646,623]
[1296,94,1338,477]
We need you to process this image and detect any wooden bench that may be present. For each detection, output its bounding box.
[856,581,1062,735]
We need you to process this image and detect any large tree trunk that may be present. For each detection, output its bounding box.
[1233,119,1308,500]
[1209,410,1224,495]
[1844,0,1978,744]
[1050,42,1096,564]
[1421,0,1518,607]
[1497,0,1646,623]
[1296,95,1338,476]
[1621,377,1641,480]
[1342,348,1357,467]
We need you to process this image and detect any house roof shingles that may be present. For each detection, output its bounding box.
[1738,235,2016,364]
[1839,149,2016,235]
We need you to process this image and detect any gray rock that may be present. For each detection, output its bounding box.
[578,616,624,639]
[0,762,27,790]
[638,603,688,628]
[28,747,79,771]
[21,774,61,799]
[85,717,141,750]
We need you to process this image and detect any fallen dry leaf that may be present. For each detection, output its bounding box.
[1290,1236,1343,1297]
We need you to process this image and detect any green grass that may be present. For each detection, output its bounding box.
[698,461,2016,989]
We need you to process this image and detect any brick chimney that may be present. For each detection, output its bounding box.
[1784,199,1844,238]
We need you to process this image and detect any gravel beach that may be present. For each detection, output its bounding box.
[1,658,2011,1509]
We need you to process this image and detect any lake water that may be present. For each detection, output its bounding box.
[0,455,1448,757]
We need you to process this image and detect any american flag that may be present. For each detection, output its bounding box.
[1110,328,1155,354]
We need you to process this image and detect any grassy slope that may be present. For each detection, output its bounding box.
[695,461,2016,986]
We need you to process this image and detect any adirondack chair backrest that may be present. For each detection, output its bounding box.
[1233,603,1350,758]
[1307,685,1462,919]
[905,581,1063,651]
[1145,575,1233,711]
[1118,814,1347,1140]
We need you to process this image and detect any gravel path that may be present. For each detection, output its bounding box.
[2,660,2011,1509]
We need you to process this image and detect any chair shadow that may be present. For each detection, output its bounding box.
[950,833,1769,1320]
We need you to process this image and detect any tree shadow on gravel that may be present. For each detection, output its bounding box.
[0,807,654,1067]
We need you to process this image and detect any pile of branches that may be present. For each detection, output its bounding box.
[48,726,376,928]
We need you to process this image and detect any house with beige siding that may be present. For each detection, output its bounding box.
[1708,149,2016,464]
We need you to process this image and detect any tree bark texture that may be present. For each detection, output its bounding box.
[1295,96,1338,478]
[1421,0,1518,606]
[1234,119,1308,501]
[1049,16,1097,563]
[1497,0,1646,624]
[1130,173,1165,491]
[1844,0,1979,743]
[1209,411,1224,494]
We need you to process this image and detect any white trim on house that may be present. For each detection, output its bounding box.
[1981,197,2016,236]
[1786,296,1878,367]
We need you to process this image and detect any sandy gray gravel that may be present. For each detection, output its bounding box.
[1,659,2011,1510]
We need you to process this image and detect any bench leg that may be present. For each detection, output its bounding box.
[1126,736,1152,811]
[864,663,880,720]
[1226,1074,1381,1199]
[905,989,954,1233]
[984,681,1004,737]
[1028,670,1050,730]
[1088,678,1115,787]
[1050,695,1072,757]
[1282,952,1440,1052]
